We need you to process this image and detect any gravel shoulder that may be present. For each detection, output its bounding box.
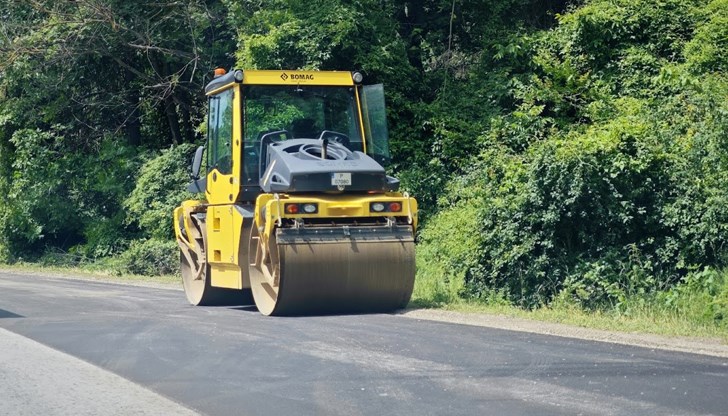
[4,267,727,358]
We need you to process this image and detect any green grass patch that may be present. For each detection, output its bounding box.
[414,299,728,343]
[0,262,180,287]
[412,268,728,343]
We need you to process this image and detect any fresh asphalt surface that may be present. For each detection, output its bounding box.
[1,273,727,416]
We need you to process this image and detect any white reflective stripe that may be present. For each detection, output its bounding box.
[262,159,277,186]
[273,193,282,227]
[404,192,413,225]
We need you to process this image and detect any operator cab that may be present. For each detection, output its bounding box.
[190,70,393,203]
[241,85,365,192]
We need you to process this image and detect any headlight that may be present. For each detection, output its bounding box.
[302,203,318,213]
[371,202,385,212]
[233,69,244,82]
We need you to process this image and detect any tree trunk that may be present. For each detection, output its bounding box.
[178,97,195,143]
[125,89,142,146]
[164,95,182,145]
[401,1,425,71]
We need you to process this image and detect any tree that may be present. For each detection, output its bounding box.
[0,0,234,147]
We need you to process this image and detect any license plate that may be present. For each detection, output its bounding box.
[331,172,352,186]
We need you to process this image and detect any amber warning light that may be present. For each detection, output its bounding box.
[214,68,226,78]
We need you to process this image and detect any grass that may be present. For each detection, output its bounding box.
[421,300,728,342]
[411,266,728,343]
[409,295,728,343]
[0,262,180,287]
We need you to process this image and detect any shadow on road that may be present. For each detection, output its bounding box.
[0,308,23,319]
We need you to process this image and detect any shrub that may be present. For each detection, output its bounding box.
[414,200,482,305]
[415,0,728,311]
[0,128,82,257]
[124,144,197,240]
[73,213,130,259]
[0,129,139,262]
[121,239,179,276]
[660,268,728,329]
[684,0,728,74]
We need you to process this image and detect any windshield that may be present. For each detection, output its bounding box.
[243,85,363,151]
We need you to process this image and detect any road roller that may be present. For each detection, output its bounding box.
[173,69,418,315]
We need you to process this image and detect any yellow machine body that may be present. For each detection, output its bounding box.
[174,69,417,315]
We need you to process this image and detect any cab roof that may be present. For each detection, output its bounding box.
[205,69,356,94]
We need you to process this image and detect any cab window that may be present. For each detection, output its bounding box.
[242,86,363,150]
[207,89,234,174]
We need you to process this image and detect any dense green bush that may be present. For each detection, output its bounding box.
[413,200,483,304]
[108,144,197,276]
[660,268,728,329]
[1,128,81,256]
[0,128,138,262]
[684,0,727,73]
[414,0,728,312]
[123,143,197,240]
[121,238,179,276]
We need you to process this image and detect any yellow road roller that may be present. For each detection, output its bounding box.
[173,69,417,315]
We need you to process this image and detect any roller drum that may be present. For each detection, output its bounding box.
[249,225,415,316]
[180,251,254,306]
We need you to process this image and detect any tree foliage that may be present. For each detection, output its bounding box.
[1,0,727,319]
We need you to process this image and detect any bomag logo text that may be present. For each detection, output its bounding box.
[281,73,314,81]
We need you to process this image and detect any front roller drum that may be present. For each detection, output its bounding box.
[249,226,415,316]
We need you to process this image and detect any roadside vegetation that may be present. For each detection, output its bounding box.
[1,1,726,339]
[414,267,728,341]
[0,263,180,287]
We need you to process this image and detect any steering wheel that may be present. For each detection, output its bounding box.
[317,130,351,149]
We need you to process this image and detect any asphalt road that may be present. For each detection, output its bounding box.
[1,273,727,416]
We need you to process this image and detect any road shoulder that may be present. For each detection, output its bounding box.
[401,309,728,358]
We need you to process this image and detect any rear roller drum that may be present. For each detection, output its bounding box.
[180,250,253,306]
